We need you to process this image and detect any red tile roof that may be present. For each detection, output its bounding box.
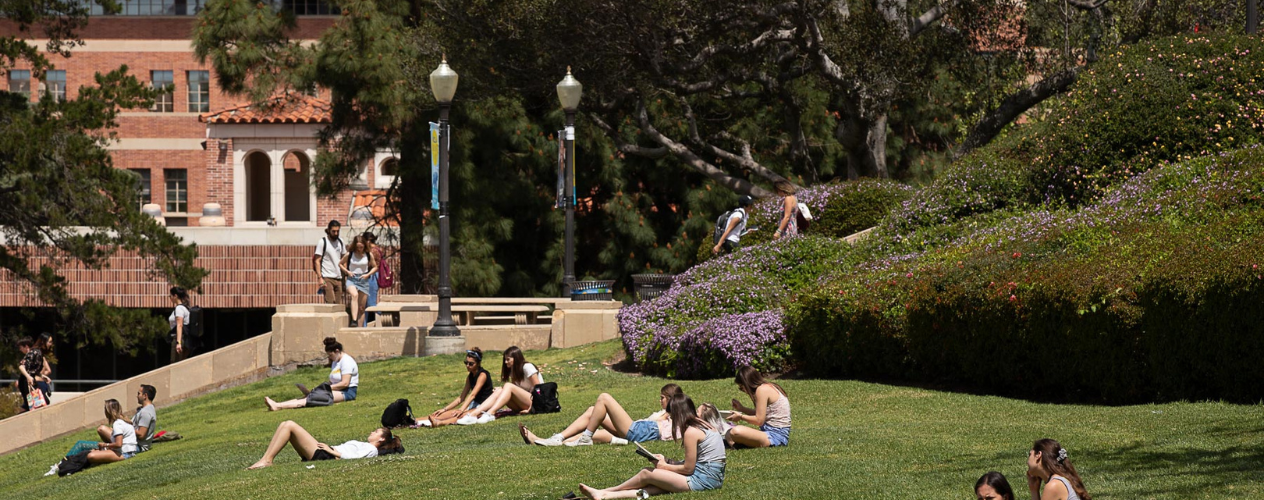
[351,189,404,227]
[200,93,332,124]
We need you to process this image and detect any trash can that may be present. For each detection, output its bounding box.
[571,280,616,301]
[632,274,676,302]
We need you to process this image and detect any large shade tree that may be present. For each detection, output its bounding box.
[0,0,207,353]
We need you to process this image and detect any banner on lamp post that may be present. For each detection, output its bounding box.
[556,130,566,209]
[429,122,440,211]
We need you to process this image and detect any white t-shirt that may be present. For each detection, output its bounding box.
[112,418,138,454]
[314,236,346,279]
[725,209,747,243]
[516,363,542,392]
[169,304,190,330]
[331,354,359,388]
[332,440,378,459]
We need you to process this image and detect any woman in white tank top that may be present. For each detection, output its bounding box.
[1026,438,1090,500]
[339,235,377,327]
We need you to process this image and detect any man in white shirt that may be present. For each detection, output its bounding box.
[313,220,347,305]
[712,195,753,255]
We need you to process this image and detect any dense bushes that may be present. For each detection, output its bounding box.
[622,236,854,378]
[790,149,1264,402]
[625,34,1264,401]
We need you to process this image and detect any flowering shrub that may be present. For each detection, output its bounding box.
[790,147,1264,402]
[623,236,853,378]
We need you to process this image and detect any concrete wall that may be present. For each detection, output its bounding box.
[0,333,271,455]
[0,299,622,457]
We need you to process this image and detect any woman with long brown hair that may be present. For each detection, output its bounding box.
[725,366,791,448]
[420,347,495,427]
[577,394,726,499]
[771,180,799,240]
[85,399,138,464]
[340,235,378,327]
[1026,438,1090,500]
[521,383,683,447]
[459,346,543,425]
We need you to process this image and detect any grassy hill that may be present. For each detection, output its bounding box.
[0,341,1260,499]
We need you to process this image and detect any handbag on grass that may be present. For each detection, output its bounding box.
[305,383,335,407]
[27,388,48,409]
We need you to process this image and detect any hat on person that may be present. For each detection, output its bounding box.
[738,195,754,207]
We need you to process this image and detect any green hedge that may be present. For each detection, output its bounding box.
[789,149,1264,402]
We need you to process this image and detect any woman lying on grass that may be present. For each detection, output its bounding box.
[247,420,402,469]
[725,366,791,448]
[420,348,494,427]
[457,346,543,425]
[577,393,726,499]
[1026,438,1091,500]
[520,384,682,446]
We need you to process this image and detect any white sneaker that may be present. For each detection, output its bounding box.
[610,437,629,446]
[565,434,594,447]
[476,413,495,424]
[534,436,564,447]
[45,463,59,476]
[455,414,479,425]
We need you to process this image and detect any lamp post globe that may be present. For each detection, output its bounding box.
[556,67,582,296]
[430,57,460,337]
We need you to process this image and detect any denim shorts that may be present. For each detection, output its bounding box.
[121,451,136,459]
[761,424,790,447]
[625,420,660,443]
[341,386,357,401]
[686,461,725,491]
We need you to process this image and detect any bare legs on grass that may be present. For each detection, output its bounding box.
[248,420,319,469]
[519,393,632,445]
[578,468,691,499]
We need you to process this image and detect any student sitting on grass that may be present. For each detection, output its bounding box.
[1026,438,1091,500]
[420,348,494,427]
[247,420,402,469]
[975,471,1016,500]
[577,393,725,499]
[266,337,359,411]
[97,384,157,453]
[87,399,139,465]
[520,383,682,447]
[457,346,543,425]
[725,366,791,448]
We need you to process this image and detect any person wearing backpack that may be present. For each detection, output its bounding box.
[363,232,391,325]
[712,196,753,255]
[312,220,347,306]
[168,287,193,362]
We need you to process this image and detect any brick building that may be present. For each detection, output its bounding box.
[0,6,419,385]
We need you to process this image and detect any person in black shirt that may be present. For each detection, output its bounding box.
[421,347,494,427]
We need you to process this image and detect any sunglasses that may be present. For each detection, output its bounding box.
[464,361,476,367]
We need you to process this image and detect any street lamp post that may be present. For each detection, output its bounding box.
[429,57,460,337]
[556,67,582,297]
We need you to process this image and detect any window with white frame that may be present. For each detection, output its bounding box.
[165,169,188,213]
[151,71,173,112]
[187,70,209,113]
[44,70,65,102]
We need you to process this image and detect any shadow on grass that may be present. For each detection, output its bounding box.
[951,440,1264,498]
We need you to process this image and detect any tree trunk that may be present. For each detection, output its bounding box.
[1250,0,1260,35]
[837,113,889,179]
[955,67,1080,158]
[397,122,429,294]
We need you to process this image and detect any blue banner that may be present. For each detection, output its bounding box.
[430,122,440,210]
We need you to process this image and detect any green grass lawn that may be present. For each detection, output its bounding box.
[1,340,1261,499]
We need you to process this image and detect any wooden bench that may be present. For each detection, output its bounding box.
[452,305,549,326]
[365,303,550,326]
[365,304,432,327]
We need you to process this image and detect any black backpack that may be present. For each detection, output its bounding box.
[57,450,92,476]
[713,208,746,244]
[528,382,561,414]
[381,398,416,428]
[168,305,204,349]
